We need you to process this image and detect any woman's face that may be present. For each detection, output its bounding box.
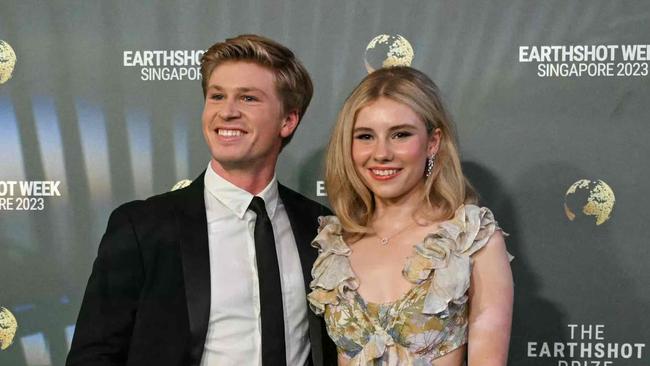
[352,97,439,203]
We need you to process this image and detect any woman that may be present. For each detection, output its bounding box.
[308,66,513,365]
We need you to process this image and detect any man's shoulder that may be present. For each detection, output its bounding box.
[112,175,203,219]
[114,188,177,213]
[278,184,331,216]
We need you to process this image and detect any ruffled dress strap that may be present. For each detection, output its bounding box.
[307,217,411,364]
[402,204,508,317]
[307,216,359,315]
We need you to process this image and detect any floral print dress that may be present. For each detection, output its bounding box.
[308,205,509,365]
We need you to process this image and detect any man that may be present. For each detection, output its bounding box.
[66,34,336,366]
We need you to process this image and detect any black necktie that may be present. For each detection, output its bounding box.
[248,196,286,365]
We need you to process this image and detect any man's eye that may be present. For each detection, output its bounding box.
[241,95,257,102]
[210,94,224,100]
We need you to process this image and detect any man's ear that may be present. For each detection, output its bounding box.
[280,110,300,138]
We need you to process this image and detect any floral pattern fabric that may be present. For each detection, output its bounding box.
[307,205,507,365]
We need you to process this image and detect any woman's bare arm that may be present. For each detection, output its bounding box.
[467,230,514,365]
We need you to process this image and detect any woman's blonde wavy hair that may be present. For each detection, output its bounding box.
[325,66,477,235]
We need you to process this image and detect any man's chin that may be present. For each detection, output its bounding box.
[210,156,254,171]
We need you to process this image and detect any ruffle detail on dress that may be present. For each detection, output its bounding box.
[348,329,412,366]
[402,205,501,316]
[308,216,360,315]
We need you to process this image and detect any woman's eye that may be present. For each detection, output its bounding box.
[210,94,224,100]
[354,134,373,140]
[393,131,412,139]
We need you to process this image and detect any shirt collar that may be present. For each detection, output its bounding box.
[204,163,279,220]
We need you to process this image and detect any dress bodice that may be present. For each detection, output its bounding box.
[307,205,509,365]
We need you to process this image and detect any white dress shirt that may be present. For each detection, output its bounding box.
[199,164,310,366]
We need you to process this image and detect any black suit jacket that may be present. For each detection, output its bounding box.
[66,173,336,366]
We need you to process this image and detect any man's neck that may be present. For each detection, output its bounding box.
[210,159,276,195]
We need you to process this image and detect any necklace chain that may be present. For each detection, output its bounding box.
[375,221,418,245]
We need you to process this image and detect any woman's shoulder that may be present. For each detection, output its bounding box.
[307,215,358,315]
[436,204,504,255]
[402,204,506,315]
[312,215,350,250]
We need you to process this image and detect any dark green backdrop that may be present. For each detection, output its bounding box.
[1,1,648,364]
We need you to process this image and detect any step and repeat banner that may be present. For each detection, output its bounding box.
[1,1,648,365]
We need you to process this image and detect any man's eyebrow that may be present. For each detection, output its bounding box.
[205,85,267,95]
[237,87,266,94]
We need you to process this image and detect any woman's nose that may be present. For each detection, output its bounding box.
[372,139,393,162]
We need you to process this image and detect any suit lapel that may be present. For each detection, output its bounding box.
[278,184,318,292]
[278,184,324,366]
[175,172,211,366]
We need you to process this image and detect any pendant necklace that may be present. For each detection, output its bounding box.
[375,221,418,246]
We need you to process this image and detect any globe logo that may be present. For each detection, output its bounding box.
[0,40,17,85]
[564,179,615,225]
[0,307,17,351]
[364,34,414,73]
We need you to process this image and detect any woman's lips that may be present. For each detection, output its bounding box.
[368,168,401,180]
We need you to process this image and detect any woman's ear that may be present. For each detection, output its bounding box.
[427,128,442,156]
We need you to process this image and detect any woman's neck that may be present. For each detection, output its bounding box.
[371,185,427,228]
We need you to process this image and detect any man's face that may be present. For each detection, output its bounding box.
[202,61,298,174]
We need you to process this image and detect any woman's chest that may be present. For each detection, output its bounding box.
[348,242,414,304]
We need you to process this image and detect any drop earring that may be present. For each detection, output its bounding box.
[425,153,435,177]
